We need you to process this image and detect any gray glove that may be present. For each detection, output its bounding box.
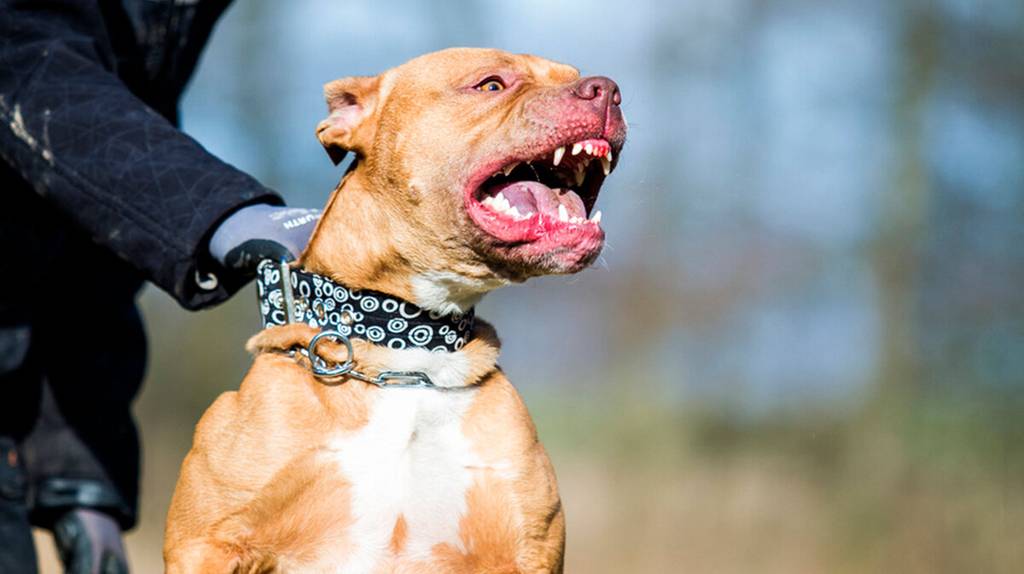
[53,509,128,574]
[209,204,322,272]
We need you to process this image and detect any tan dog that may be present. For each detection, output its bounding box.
[164,48,625,573]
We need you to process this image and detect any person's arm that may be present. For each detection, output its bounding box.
[0,1,281,309]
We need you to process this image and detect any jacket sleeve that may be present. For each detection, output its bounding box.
[0,2,283,310]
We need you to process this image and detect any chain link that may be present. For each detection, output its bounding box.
[302,329,458,390]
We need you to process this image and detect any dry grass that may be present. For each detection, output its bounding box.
[28,291,1024,574]
[32,385,1022,574]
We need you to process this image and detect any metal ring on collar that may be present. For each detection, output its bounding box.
[308,330,355,378]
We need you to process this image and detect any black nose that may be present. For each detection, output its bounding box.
[573,76,621,106]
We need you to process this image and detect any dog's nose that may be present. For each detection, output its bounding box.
[573,76,622,106]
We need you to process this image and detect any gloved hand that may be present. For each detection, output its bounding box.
[209,204,322,273]
[53,509,129,574]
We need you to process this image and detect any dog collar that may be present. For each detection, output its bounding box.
[255,260,474,353]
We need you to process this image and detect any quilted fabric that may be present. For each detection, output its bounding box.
[0,0,282,310]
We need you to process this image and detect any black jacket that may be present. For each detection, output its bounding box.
[0,0,282,532]
[0,0,282,312]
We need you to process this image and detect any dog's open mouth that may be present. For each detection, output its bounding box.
[466,138,616,245]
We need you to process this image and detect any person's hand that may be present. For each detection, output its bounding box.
[53,509,129,574]
[209,204,322,273]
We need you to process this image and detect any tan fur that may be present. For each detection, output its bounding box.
[164,47,619,573]
[301,49,582,297]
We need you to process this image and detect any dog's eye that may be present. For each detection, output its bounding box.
[475,77,506,92]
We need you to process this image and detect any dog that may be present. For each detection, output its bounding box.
[164,47,625,573]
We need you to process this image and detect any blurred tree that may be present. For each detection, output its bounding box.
[870,6,938,401]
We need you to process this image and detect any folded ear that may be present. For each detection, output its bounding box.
[316,75,381,165]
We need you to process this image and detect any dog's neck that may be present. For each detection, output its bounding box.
[299,168,506,315]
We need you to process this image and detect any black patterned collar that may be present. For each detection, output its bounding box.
[255,260,474,353]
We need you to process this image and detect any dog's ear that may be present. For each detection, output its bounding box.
[316,76,381,165]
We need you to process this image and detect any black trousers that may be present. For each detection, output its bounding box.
[0,299,144,572]
[0,437,36,573]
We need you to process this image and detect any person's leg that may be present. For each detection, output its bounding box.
[21,380,139,530]
[21,380,134,574]
[1,321,132,574]
[0,320,41,574]
[20,296,145,573]
[0,437,38,574]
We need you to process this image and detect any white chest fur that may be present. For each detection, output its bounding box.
[323,381,479,573]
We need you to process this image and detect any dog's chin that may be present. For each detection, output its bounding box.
[523,241,605,276]
[476,233,604,281]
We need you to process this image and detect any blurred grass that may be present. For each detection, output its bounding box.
[31,291,1024,573]
[531,384,1024,573]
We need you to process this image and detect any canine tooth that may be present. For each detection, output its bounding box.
[553,146,565,166]
[591,210,602,223]
[572,143,583,155]
[558,204,569,222]
[607,150,613,162]
[601,156,611,176]
[502,163,518,176]
[584,143,593,155]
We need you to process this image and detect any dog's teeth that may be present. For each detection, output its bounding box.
[508,205,521,218]
[584,143,594,155]
[572,143,583,156]
[558,204,569,222]
[601,156,611,176]
[591,210,602,223]
[502,163,518,176]
[485,195,506,213]
[607,150,613,162]
[553,146,566,166]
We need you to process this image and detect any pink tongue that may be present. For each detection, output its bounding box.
[486,181,587,219]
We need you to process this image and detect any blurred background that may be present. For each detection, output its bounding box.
[34,0,1024,572]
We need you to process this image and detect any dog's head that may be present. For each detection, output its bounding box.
[313,48,626,307]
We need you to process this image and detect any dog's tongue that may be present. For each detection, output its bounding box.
[484,180,586,219]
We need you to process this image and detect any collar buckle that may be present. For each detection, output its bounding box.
[278,259,299,324]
